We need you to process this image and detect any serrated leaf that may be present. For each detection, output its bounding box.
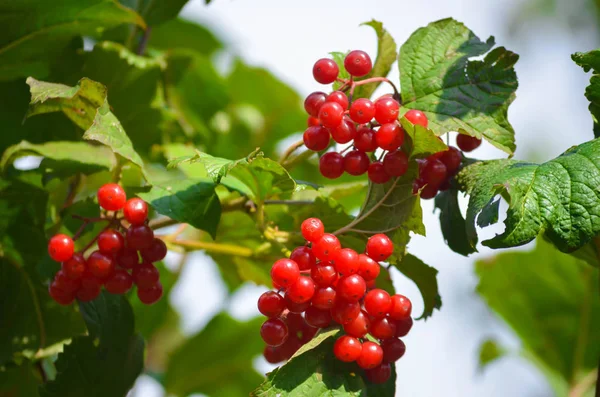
[226,157,297,203]
[399,18,518,155]
[0,0,144,81]
[138,179,221,238]
[392,254,441,320]
[459,138,600,252]
[118,0,189,26]
[400,118,448,159]
[169,148,261,183]
[478,339,506,371]
[572,49,600,137]
[148,18,222,55]
[434,189,475,256]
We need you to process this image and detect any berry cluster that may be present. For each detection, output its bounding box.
[47,183,165,305]
[257,218,413,384]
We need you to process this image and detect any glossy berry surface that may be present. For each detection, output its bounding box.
[326,91,349,109]
[76,284,101,302]
[307,116,320,127]
[374,97,400,124]
[286,276,315,303]
[381,338,406,363]
[357,254,380,281]
[364,289,392,317]
[54,270,81,293]
[420,159,447,186]
[388,294,412,320]
[330,118,357,144]
[318,101,344,128]
[319,152,344,179]
[105,269,133,294]
[336,274,366,302]
[357,341,383,369]
[97,229,124,255]
[301,218,325,242]
[456,134,482,152]
[271,258,300,287]
[48,234,74,262]
[258,291,286,318]
[49,282,75,305]
[87,250,115,279]
[343,150,370,176]
[364,363,392,384]
[310,263,337,287]
[334,335,363,362]
[141,238,168,262]
[383,150,408,177]
[62,253,86,280]
[344,50,372,77]
[313,58,339,84]
[331,299,361,324]
[97,183,126,211]
[126,225,154,250]
[132,262,160,289]
[404,109,428,127]
[304,91,327,117]
[311,286,336,310]
[333,248,359,276]
[343,310,370,338]
[117,247,139,269]
[375,123,404,151]
[369,317,397,339]
[349,98,375,124]
[304,306,332,328]
[312,233,341,261]
[285,296,310,313]
[353,126,378,152]
[440,146,462,175]
[367,162,391,184]
[303,126,330,151]
[137,282,163,305]
[395,317,414,337]
[290,246,316,271]
[260,318,289,347]
[123,198,148,225]
[366,234,394,261]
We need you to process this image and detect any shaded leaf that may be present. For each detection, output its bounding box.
[400,117,448,159]
[572,49,600,137]
[169,148,260,183]
[118,0,189,26]
[478,339,506,371]
[148,18,222,55]
[0,360,40,396]
[226,157,297,203]
[392,254,441,320]
[434,188,475,256]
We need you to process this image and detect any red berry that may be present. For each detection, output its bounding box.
[456,134,482,152]
[404,109,428,127]
[337,274,366,302]
[97,183,126,211]
[126,225,154,250]
[312,233,341,261]
[440,146,462,175]
[54,270,81,293]
[123,198,148,226]
[370,317,397,339]
[344,50,372,77]
[318,101,344,128]
[97,229,124,255]
[260,318,289,347]
[343,150,370,176]
[331,299,361,324]
[62,253,86,280]
[349,98,375,124]
[303,126,330,151]
[258,291,286,318]
[364,363,392,384]
[313,58,339,84]
[304,306,332,328]
[301,218,325,242]
[382,338,406,363]
[117,247,139,269]
[285,295,311,313]
[374,97,400,124]
[263,345,285,364]
[290,246,316,271]
[141,238,167,262]
[395,317,413,337]
[388,294,412,320]
[330,118,357,144]
[279,335,303,359]
[375,123,404,151]
[307,116,320,127]
[420,158,447,186]
[354,126,378,152]
[105,269,133,294]
[49,281,75,305]
[364,289,392,317]
[343,310,370,338]
[366,234,393,261]
[368,162,391,184]
[333,335,362,362]
[304,91,327,117]
[137,281,163,305]
[357,341,383,369]
[76,283,101,302]
[286,276,315,304]
[319,152,344,179]
[357,254,380,281]
[48,234,74,262]
[271,258,300,287]
[80,270,102,291]
[87,250,115,279]
[419,182,439,200]
[310,262,338,287]
[311,286,336,310]
[383,150,408,177]
[132,262,160,289]
[333,248,359,275]
[366,279,376,290]
[326,91,349,109]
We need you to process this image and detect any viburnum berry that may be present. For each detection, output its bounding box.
[353,126,378,152]
[48,234,74,262]
[76,283,101,302]
[132,262,160,289]
[307,116,320,127]
[364,289,392,317]
[326,91,349,110]
[343,310,370,338]
[375,123,404,151]
[258,291,286,318]
[404,109,428,127]
[388,294,412,320]
[369,317,397,339]
[126,224,154,250]
[313,58,339,84]
[319,152,344,179]
[312,233,341,261]
[349,98,375,124]
[333,248,359,275]
[286,276,315,304]
[141,238,168,262]
[311,286,336,310]
[330,118,357,144]
[304,306,332,328]
[456,134,482,152]
[123,198,148,226]
[357,253,380,281]
[304,91,327,117]
[290,246,316,271]
[310,262,338,287]
[263,345,285,364]
[418,181,439,200]
[49,281,75,305]
[440,146,462,175]
[260,318,289,347]
[271,258,300,287]
[334,335,362,362]
[80,270,102,291]
[117,247,139,269]
[105,269,133,294]
[97,183,126,211]
[383,150,408,177]
[343,150,370,176]
[54,270,81,293]
[367,162,391,185]
[344,50,372,77]
[87,250,115,279]
[301,218,325,242]
[364,363,392,384]
[420,158,447,186]
[285,295,311,313]
[279,335,303,360]
[62,253,86,280]
[318,101,344,128]
[374,97,400,124]
[395,317,413,337]
[337,274,366,302]
[97,229,124,255]
[366,234,393,261]
[137,281,163,305]
[381,338,406,363]
[303,126,330,151]
[331,299,361,324]
[357,341,383,369]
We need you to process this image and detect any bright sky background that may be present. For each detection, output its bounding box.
[131,0,598,396]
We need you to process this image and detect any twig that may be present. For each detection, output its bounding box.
[161,237,254,257]
[279,140,305,164]
[264,200,314,205]
[61,174,81,210]
[136,27,152,55]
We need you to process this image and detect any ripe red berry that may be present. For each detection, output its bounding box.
[375,123,404,151]
[307,116,320,127]
[326,91,349,109]
[344,50,372,77]
[440,146,462,175]
[48,234,74,262]
[368,162,391,184]
[105,269,133,294]
[404,109,428,127]
[313,58,339,84]
[319,152,344,179]
[304,91,327,117]
[271,258,300,288]
[123,198,148,226]
[54,270,81,293]
[80,270,102,291]
[374,97,400,124]
[279,335,303,359]
[312,233,341,261]
[357,341,383,369]
[353,126,378,152]
[343,150,370,176]
[364,289,392,317]
[337,274,366,302]
[330,118,357,144]
[420,158,447,186]
[331,299,361,324]
[364,363,392,384]
[62,253,86,280]
[383,150,408,177]
[290,246,316,271]
[126,225,154,250]
[334,335,362,362]
[141,238,167,262]
[97,229,124,255]
[303,126,330,151]
[87,250,115,279]
[343,310,370,338]
[381,338,406,363]
[260,318,289,347]
[284,295,311,313]
[258,291,286,318]
[301,218,325,242]
[117,247,139,269]
[332,248,359,275]
[366,234,393,261]
[370,317,397,339]
[263,345,285,364]
[357,253,380,281]
[132,262,160,289]
[456,134,482,152]
[310,262,337,287]
[137,281,163,305]
[97,183,126,211]
[395,317,413,337]
[49,281,75,305]
[388,294,412,320]
[311,286,336,310]
[318,101,344,128]
[418,182,439,200]
[349,98,375,124]
[76,283,101,302]
[304,306,332,328]
[286,276,315,304]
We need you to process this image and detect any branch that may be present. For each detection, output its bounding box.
[161,237,254,257]
[136,27,152,55]
[279,139,304,164]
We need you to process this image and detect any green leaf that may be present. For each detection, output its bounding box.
[169,148,261,183]
[392,254,441,320]
[0,360,41,396]
[40,292,144,397]
[331,52,351,91]
[164,313,264,397]
[572,49,600,137]
[226,157,297,203]
[476,239,600,383]
[375,266,396,296]
[400,118,448,159]
[399,18,519,155]
[459,138,600,252]
[478,339,506,371]
[148,18,222,55]
[434,188,475,256]
[0,0,144,81]
[118,0,189,26]
[138,178,221,238]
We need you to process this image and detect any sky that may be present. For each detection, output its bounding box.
[131,0,599,396]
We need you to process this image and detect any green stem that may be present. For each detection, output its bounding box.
[279,139,304,165]
[283,149,315,170]
[161,237,254,257]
